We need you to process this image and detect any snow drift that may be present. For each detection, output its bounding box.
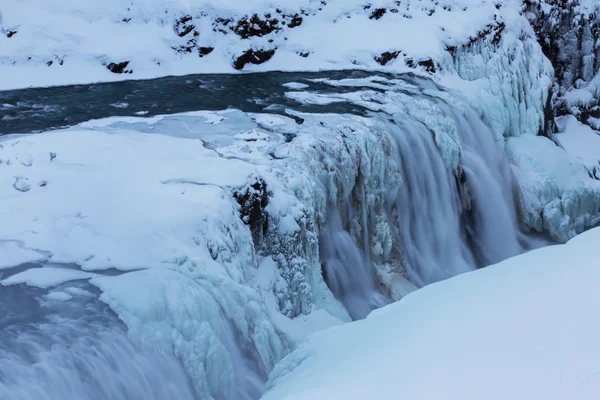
[262,226,600,400]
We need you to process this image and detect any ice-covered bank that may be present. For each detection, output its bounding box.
[261,226,600,400]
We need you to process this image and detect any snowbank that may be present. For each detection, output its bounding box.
[506,116,600,242]
[262,226,600,400]
[555,115,600,177]
[0,0,545,97]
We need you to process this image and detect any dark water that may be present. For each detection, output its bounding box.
[0,70,407,134]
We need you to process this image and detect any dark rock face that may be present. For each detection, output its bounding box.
[233,14,282,38]
[525,0,600,90]
[234,179,269,245]
[106,61,131,74]
[287,14,303,28]
[5,30,17,38]
[173,15,200,54]
[174,15,195,37]
[214,12,305,39]
[369,8,387,20]
[374,51,401,66]
[524,0,600,128]
[198,47,214,57]
[233,49,276,70]
[406,57,437,73]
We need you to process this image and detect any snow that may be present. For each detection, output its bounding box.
[1,266,99,289]
[555,115,600,175]
[45,290,73,301]
[507,133,600,242]
[262,227,600,400]
[0,0,545,96]
[0,241,45,269]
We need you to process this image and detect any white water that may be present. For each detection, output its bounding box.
[0,284,196,400]
[320,209,388,320]
[389,104,522,287]
[319,90,524,315]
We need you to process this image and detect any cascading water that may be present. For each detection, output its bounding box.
[320,207,388,320]
[0,283,196,400]
[386,99,523,287]
[318,79,526,311]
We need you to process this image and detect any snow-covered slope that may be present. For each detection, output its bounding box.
[261,226,600,400]
[0,0,547,100]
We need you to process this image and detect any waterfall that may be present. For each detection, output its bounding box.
[389,104,522,287]
[320,208,387,320]
[319,89,524,313]
[0,284,196,400]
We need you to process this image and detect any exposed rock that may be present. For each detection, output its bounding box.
[233,49,276,70]
[288,14,303,28]
[233,178,269,245]
[406,57,437,73]
[231,14,281,38]
[174,15,195,37]
[369,8,387,20]
[374,51,401,66]
[106,61,131,74]
[198,47,214,57]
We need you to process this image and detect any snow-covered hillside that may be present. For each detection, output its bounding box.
[0,0,545,95]
[261,226,600,400]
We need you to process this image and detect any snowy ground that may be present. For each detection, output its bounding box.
[261,226,600,400]
[0,0,544,95]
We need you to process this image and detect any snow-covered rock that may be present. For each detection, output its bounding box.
[261,226,600,400]
[525,0,600,129]
[506,115,600,242]
[0,0,547,102]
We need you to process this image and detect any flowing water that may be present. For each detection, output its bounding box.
[0,71,543,398]
[386,105,523,286]
[0,282,196,400]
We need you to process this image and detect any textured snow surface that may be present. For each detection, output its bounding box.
[0,0,543,94]
[262,227,600,400]
[507,132,600,242]
[555,115,600,175]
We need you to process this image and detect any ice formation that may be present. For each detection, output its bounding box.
[3,0,600,398]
